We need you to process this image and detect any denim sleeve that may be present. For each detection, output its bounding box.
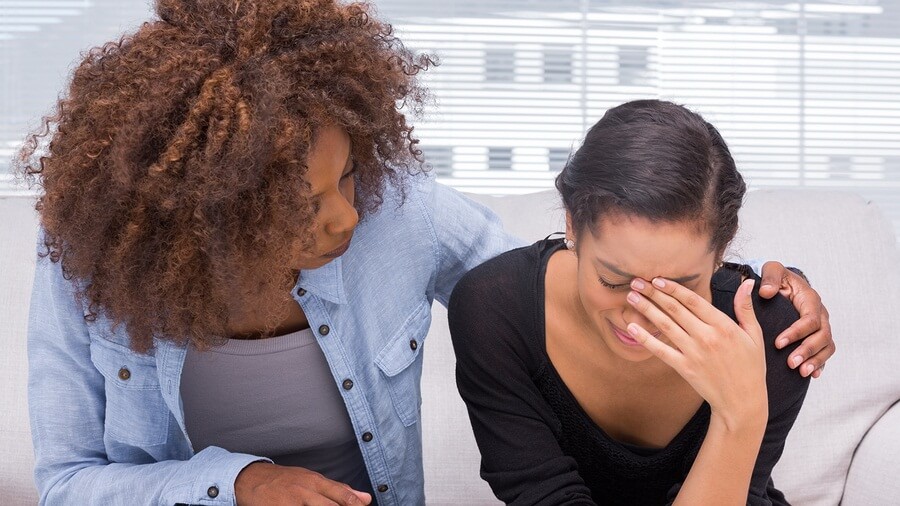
[27,241,268,506]
[420,180,526,307]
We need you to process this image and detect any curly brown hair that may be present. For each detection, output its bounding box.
[15,0,434,353]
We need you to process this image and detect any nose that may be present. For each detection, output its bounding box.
[324,192,359,237]
[623,303,658,335]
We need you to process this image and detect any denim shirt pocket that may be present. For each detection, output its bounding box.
[89,339,170,446]
[374,302,432,427]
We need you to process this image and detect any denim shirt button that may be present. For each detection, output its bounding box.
[342,379,354,390]
[117,367,131,381]
[206,486,219,498]
[409,339,418,351]
[377,484,389,493]
[362,432,373,442]
[297,288,307,297]
[318,324,330,336]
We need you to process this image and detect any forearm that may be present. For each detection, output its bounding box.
[36,447,265,506]
[674,415,766,506]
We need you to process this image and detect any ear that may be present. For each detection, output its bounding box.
[565,211,575,243]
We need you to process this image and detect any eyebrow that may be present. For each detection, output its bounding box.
[596,258,701,284]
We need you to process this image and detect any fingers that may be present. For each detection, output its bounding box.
[296,494,341,506]
[784,329,836,377]
[758,261,786,299]
[626,322,684,370]
[774,287,826,349]
[625,290,692,350]
[800,340,835,378]
[769,273,834,378]
[631,277,728,330]
[732,279,763,341]
[311,474,369,505]
[234,462,369,506]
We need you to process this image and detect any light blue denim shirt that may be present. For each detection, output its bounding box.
[27,176,524,506]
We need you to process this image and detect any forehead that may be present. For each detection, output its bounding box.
[586,214,714,279]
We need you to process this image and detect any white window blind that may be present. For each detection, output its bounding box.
[0,0,150,194]
[2,1,899,240]
[374,0,900,239]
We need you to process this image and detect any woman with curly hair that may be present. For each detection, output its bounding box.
[18,1,833,505]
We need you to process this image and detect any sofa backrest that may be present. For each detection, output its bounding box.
[3,188,900,505]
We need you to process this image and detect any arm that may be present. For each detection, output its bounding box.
[28,243,369,506]
[627,277,808,505]
[743,288,811,505]
[419,179,526,306]
[27,247,269,505]
[448,265,594,506]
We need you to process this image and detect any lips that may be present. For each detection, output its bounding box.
[607,320,661,348]
[323,238,351,258]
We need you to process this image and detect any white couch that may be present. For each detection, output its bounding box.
[2,189,899,505]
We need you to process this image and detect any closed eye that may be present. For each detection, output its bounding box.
[599,276,629,291]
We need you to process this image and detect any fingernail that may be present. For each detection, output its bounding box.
[791,355,803,368]
[744,279,756,294]
[776,338,788,348]
[627,323,639,336]
[627,291,640,304]
[804,364,815,376]
[652,278,666,288]
[631,279,645,290]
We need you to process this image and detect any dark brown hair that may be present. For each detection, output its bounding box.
[556,99,745,257]
[15,0,434,352]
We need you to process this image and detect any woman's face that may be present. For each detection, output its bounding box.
[290,125,359,270]
[569,213,718,363]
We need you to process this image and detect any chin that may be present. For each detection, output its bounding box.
[291,255,333,271]
[613,347,655,363]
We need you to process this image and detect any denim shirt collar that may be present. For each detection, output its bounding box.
[295,255,347,305]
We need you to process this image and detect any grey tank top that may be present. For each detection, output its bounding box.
[180,328,372,494]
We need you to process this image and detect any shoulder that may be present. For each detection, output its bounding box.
[404,175,497,226]
[450,239,553,309]
[712,263,800,340]
[712,264,810,410]
[448,240,556,356]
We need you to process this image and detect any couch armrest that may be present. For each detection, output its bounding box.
[841,401,900,505]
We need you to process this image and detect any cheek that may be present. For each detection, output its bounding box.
[341,177,356,205]
[577,274,624,315]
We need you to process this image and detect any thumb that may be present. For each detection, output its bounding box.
[758,261,784,299]
[734,279,762,338]
[353,491,373,505]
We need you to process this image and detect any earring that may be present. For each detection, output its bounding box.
[565,238,575,250]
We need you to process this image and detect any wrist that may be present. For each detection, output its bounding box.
[710,406,767,438]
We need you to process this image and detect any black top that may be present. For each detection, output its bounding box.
[448,239,810,506]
